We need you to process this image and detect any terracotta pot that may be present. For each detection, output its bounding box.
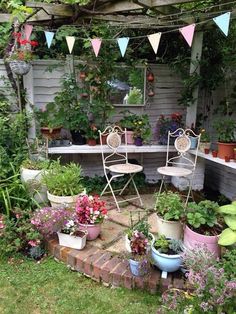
[147,72,154,82]
[100,134,108,145]
[217,142,236,159]
[224,156,230,162]
[40,126,62,140]
[234,148,236,161]
[78,223,101,240]
[87,139,97,146]
[204,148,210,154]
[212,150,218,157]
[156,215,183,240]
[183,225,220,257]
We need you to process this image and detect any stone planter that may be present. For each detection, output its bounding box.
[156,215,183,240]
[20,167,47,203]
[151,245,182,273]
[78,223,101,240]
[183,225,220,257]
[125,233,155,253]
[57,230,87,250]
[47,191,85,208]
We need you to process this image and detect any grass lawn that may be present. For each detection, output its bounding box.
[0,256,161,314]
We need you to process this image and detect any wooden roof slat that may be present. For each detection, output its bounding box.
[0,14,11,23]
[25,1,73,17]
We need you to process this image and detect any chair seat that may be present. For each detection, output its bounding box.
[157,166,192,177]
[109,163,143,174]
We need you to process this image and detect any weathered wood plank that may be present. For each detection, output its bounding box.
[0,14,11,23]
[26,1,73,17]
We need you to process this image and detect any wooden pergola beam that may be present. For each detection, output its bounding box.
[25,1,73,17]
[0,14,11,23]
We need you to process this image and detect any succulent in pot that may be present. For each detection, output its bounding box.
[42,160,85,208]
[154,191,185,239]
[183,200,222,257]
[151,235,183,274]
[129,230,150,276]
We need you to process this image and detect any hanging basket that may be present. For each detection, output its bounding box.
[9,60,31,75]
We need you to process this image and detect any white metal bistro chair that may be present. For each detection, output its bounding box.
[99,125,143,212]
[157,128,201,206]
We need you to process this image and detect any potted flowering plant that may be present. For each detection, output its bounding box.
[119,111,138,144]
[132,114,151,146]
[85,124,99,146]
[31,207,87,250]
[75,194,107,240]
[7,32,38,75]
[129,230,150,276]
[199,128,211,152]
[156,112,183,145]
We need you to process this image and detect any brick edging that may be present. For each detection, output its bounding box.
[46,238,186,294]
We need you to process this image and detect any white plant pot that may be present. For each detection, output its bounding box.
[156,215,183,240]
[47,190,86,208]
[125,233,155,253]
[20,167,48,203]
[57,231,87,250]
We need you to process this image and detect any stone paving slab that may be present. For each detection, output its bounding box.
[91,220,126,249]
[106,236,127,254]
[148,213,158,234]
[108,205,148,227]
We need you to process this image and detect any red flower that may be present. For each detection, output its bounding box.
[30,41,38,47]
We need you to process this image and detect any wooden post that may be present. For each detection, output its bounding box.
[23,66,36,139]
[186,31,203,128]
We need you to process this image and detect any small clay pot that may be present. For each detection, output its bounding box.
[204,148,210,154]
[212,151,218,158]
[87,139,97,146]
[224,156,230,162]
[147,72,154,82]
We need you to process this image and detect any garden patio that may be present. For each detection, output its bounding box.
[0,0,236,313]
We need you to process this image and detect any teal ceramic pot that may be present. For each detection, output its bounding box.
[129,258,149,276]
[189,136,198,149]
[151,245,182,273]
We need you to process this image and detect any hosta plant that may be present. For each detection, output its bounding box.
[218,201,236,246]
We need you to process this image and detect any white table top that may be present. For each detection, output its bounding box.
[48,144,176,154]
[190,150,236,170]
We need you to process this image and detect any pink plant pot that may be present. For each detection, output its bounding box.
[126,131,134,145]
[79,223,101,240]
[183,225,220,257]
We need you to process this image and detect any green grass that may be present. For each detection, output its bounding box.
[0,256,161,314]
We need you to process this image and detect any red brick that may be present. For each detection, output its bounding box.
[60,247,72,262]
[100,255,122,283]
[75,246,98,272]
[160,274,173,292]
[93,252,113,280]
[148,268,161,294]
[54,244,62,260]
[173,277,184,290]
[134,276,145,289]
[83,248,103,276]
[110,259,129,287]
[123,268,134,290]
[67,249,82,268]
[46,238,58,255]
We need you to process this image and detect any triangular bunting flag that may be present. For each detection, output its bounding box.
[179,24,195,47]
[147,33,162,54]
[91,38,102,57]
[66,36,75,54]
[213,12,231,36]
[24,24,33,40]
[44,31,55,48]
[117,37,129,57]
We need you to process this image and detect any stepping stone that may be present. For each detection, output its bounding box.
[148,213,158,234]
[91,220,126,249]
[106,236,127,254]
[108,205,149,227]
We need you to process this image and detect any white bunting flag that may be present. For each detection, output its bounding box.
[66,36,75,54]
[148,33,162,54]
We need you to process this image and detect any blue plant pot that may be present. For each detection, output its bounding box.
[189,136,198,149]
[129,258,148,276]
[151,246,182,273]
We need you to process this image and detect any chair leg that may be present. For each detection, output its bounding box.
[184,177,193,207]
[158,175,166,195]
[119,174,133,195]
[131,175,143,207]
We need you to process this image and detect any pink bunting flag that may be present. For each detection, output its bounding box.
[91,38,102,57]
[179,24,195,47]
[24,24,33,40]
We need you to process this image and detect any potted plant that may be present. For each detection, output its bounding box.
[213,117,236,159]
[119,111,138,144]
[85,124,99,146]
[151,235,183,274]
[183,200,222,257]
[127,87,143,105]
[42,160,85,208]
[218,201,236,246]
[31,206,87,250]
[75,194,107,240]
[133,114,151,146]
[125,220,155,253]
[199,128,211,153]
[155,112,183,145]
[129,230,150,276]
[7,32,38,75]
[20,159,50,203]
[154,191,185,240]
